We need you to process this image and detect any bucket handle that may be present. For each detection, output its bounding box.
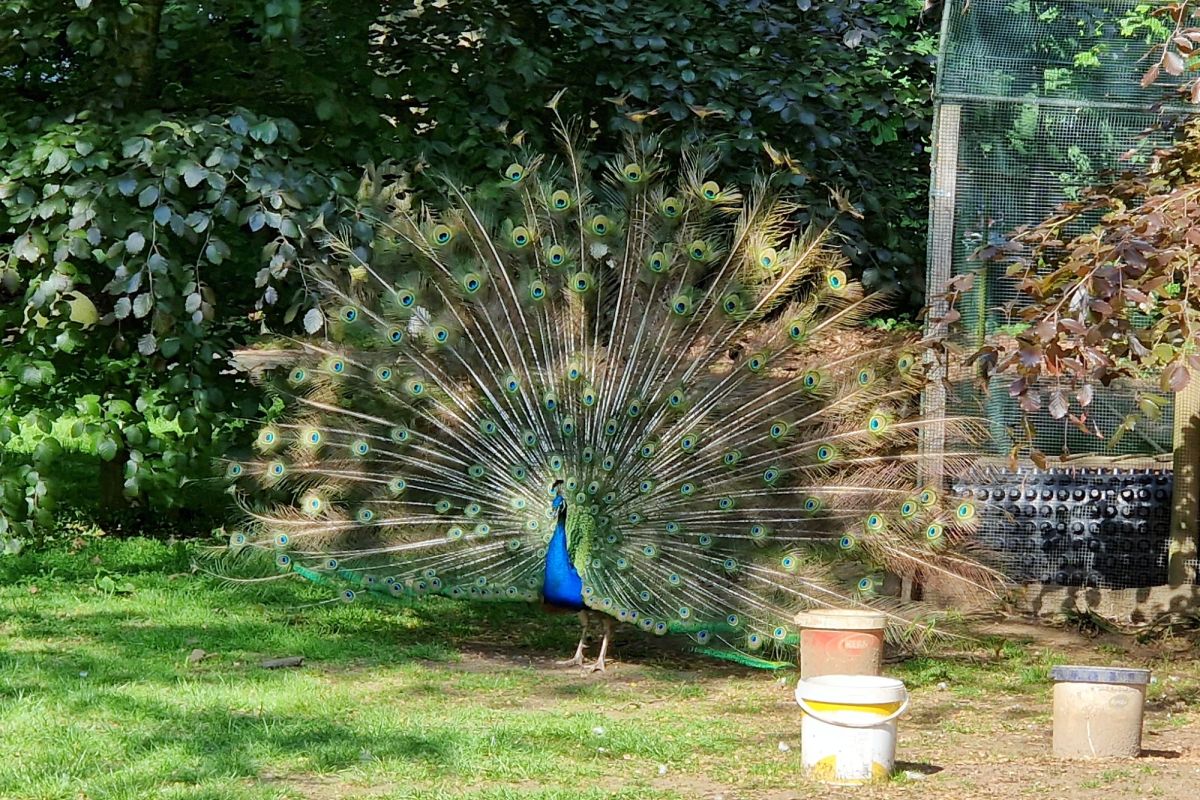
[795,692,910,728]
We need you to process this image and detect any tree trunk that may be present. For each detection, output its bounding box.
[98,447,128,513]
[124,0,166,106]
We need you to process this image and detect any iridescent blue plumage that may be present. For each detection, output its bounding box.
[542,492,584,611]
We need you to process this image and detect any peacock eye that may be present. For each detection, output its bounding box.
[660,197,682,218]
[700,181,720,200]
[432,224,453,245]
[551,189,571,210]
[505,163,526,182]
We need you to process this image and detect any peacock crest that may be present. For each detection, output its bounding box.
[226,116,998,665]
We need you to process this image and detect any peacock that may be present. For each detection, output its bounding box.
[225,114,999,671]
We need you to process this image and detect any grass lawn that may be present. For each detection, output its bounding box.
[4,538,1200,800]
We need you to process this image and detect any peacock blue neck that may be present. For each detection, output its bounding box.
[542,502,584,610]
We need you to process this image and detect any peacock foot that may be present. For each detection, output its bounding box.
[556,653,586,667]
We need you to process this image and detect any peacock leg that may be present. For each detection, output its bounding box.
[588,616,614,673]
[557,611,589,666]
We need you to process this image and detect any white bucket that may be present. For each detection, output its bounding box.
[795,674,908,785]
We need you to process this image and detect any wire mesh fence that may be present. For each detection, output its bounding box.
[930,0,1192,589]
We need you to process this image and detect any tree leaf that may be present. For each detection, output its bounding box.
[303,308,324,334]
[132,293,153,318]
[137,185,159,207]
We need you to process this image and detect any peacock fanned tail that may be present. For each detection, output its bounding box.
[224,120,1000,659]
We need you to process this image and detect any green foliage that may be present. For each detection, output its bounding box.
[1,0,937,538]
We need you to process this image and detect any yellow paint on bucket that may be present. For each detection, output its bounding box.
[796,674,908,786]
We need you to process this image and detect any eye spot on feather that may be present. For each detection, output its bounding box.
[639,480,655,494]
[642,544,657,557]
[288,367,307,384]
[747,633,763,650]
[432,224,453,246]
[660,196,682,218]
[397,289,417,307]
[671,295,693,316]
[679,482,696,497]
[788,320,807,342]
[356,508,375,523]
[827,269,848,291]
[628,511,643,524]
[226,463,243,478]
[511,226,532,248]
[700,180,721,200]
[230,532,247,547]
[749,524,767,541]
[462,273,483,293]
[900,501,918,518]
[447,526,463,541]
[622,163,644,183]
[561,417,576,436]
[434,499,452,514]
[723,449,742,467]
[504,163,525,183]
[839,535,856,551]
[857,367,875,386]
[857,577,877,592]
[604,419,618,436]
[802,370,822,390]
[276,554,291,569]
[388,327,404,344]
[340,306,359,323]
[467,464,485,479]
[668,573,682,587]
[351,440,370,456]
[815,445,836,463]
[546,244,566,267]
[571,272,593,292]
[550,189,572,211]
[956,501,976,520]
[648,251,668,273]
[327,359,345,375]
[758,247,778,270]
[865,514,885,532]
[275,533,289,547]
[405,378,425,396]
[772,626,788,641]
[505,375,520,393]
[375,366,392,382]
[639,441,656,458]
[602,456,615,471]
[680,434,698,452]
[388,478,407,494]
[803,496,822,513]
[590,215,611,236]
[919,488,938,507]
[688,240,709,261]
[781,555,796,572]
[722,558,739,573]
[697,534,713,548]
[269,461,285,477]
[654,622,668,636]
[762,466,781,484]
[926,523,945,541]
[747,353,767,372]
[769,421,789,439]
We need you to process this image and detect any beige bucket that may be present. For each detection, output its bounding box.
[794,609,886,679]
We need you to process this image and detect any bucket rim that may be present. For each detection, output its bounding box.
[1050,665,1151,686]
[794,608,887,630]
[796,674,907,705]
